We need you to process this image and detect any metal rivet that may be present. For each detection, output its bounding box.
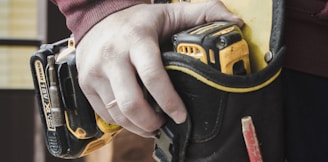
[264,51,273,63]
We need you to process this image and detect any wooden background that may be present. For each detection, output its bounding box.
[86,130,155,162]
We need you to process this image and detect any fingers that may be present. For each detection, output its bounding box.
[77,42,158,137]
[202,0,244,26]
[130,38,187,124]
[78,54,162,137]
[102,52,165,134]
[105,100,156,137]
[77,69,115,124]
[159,0,243,38]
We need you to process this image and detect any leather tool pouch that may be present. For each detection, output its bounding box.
[153,0,285,161]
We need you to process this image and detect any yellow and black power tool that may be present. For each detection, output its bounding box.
[30,38,122,159]
[30,21,250,159]
[173,21,251,75]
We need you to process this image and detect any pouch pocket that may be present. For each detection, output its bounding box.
[161,48,285,161]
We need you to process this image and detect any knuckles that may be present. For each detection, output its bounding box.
[116,98,162,132]
[118,98,142,117]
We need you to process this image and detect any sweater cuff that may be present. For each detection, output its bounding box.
[54,0,144,45]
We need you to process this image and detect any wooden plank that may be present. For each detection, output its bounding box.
[86,129,155,162]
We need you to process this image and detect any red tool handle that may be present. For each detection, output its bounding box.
[241,116,263,162]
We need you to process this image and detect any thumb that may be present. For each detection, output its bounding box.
[160,0,243,37]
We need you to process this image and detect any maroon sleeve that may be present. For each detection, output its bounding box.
[283,0,328,77]
[52,0,144,44]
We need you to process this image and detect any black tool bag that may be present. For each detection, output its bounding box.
[153,0,285,161]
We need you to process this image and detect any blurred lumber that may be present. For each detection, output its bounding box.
[86,129,155,162]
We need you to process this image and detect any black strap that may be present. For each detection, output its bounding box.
[153,116,191,162]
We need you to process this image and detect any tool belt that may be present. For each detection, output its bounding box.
[153,0,285,161]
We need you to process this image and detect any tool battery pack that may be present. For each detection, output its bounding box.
[30,38,121,159]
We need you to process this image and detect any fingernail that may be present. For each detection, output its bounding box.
[235,17,244,27]
[173,110,187,124]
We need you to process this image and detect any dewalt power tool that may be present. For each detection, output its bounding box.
[172,21,251,75]
[30,38,122,159]
[30,21,250,160]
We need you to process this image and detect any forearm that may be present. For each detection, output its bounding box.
[52,0,145,44]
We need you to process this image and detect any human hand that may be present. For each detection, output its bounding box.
[76,0,243,137]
